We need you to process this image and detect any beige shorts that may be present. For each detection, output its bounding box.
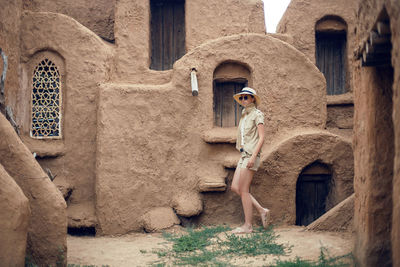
[237,151,261,171]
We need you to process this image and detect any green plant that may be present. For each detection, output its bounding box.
[25,254,38,267]
[56,246,65,267]
[67,265,110,267]
[219,227,286,257]
[272,247,353,267]
[163,225,230,253]
[151,225,288,266]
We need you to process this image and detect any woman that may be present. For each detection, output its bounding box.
[231,87,270,234]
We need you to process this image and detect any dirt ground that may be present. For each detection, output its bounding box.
[67,225,353,266]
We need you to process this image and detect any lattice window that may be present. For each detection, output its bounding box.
[31,59,61,138]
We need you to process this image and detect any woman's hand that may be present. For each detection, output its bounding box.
[247,155,256,169]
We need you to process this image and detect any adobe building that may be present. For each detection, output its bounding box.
[0,1,67,266]
[276,0,358,141]
[352,0,399,266]
[277,0,400,265]
[0,0,357,264]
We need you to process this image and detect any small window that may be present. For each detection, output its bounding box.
[150,0,185,70]
[213,81,245,127]
[31,59,61,138]
[315,17,347,95]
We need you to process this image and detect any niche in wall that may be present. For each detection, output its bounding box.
[213,62,251,127]
[315,16,348,95]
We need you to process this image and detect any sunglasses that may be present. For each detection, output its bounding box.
[239,95,253,101]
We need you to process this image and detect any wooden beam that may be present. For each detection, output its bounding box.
[366,42,392,54]
[362,50,391,67]
[362,60,391,67]
[370,31,391,45]
[377,21,391,35]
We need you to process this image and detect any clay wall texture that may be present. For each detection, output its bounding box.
[2,0,355,245]
[0,164,30,267]
[0,113,67,266]
[95,32,354,234]
[1,1,67,265]
[195,130,353,227]
[0,0,22,114]
[23,0,116,42]
[16,12,114,228]
[277,0,358,67]
[112,0,265,84]
[276,0,358,142]
[352,0,400,266]
[10,1,265,230]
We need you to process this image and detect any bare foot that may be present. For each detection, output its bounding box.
[231,226,253,234]
[260,208,270,228]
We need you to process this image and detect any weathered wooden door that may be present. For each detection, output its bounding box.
[316,32,347,95]
[213,81,245,127]
[150,0,185,70]
[296,173,331,226]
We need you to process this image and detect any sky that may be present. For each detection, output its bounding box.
[262,0,291,33]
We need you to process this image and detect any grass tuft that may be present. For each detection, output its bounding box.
[151,225,353,266]
[163,225,230,253]
[151,225,288,266]
[272,247,353,267]
[220,227,286,256]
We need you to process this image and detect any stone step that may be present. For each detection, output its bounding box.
[198,179,227,192]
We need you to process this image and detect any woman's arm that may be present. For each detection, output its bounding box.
[246,123,265,168]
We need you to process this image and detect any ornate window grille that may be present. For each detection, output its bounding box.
[31,59,61,138]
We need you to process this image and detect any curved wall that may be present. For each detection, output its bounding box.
[18,12,114,228]
[0,113,67,266]
[0,164,30,267]
[277,0,358,65]
[96,33,327,234]
[23,0,115,42]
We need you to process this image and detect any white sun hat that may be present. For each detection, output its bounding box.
[233,87,261,106]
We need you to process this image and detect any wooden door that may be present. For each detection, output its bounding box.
[316,32,346,95]
[213,81,245,127]
[296,173,331,226]
[150,0,185,70]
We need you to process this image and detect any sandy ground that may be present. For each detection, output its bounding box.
[67,226,353,266]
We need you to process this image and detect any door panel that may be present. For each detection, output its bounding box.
[296,174,331,226]
[214,82,245,127]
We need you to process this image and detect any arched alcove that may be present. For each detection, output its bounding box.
[296,161,332,226]
[315,16,348,95]
[28,51,65,139]
[212,61,251,127]
[31,58,62,138]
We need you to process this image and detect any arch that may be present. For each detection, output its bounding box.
[315,15,348,33]
[31,58,62,138]
[212,61,251,127]
[213,61,252,84]
[250,130,353,225]
[173,34,327,130]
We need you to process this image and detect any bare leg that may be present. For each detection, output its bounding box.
[231,167,241,195]
[231,167,270,230]
[232,167,268,213]
[238,168,255,231]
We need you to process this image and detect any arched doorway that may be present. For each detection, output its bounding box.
[296,161,332,226]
